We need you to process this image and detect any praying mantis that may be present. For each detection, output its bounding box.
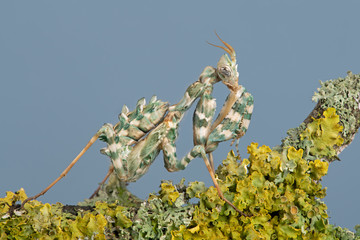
[22,34,254,216]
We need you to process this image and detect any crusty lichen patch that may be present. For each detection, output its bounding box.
[313,71,360,140]
[300,107,344,160]
[277,72,359,161]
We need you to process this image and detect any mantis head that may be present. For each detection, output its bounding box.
[208,33,239,92]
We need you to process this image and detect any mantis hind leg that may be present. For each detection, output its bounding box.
[22,131,101,207]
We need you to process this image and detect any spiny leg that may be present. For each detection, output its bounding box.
[169,66,219,113]
[200,152,248,216]
[230,91,254,159]
[208,31,247,134]
[201,34,254,215]
[192,83,217,173]
[22,132,101,207]
[203,88,254,216]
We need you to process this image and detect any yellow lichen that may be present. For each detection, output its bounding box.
[300,107,343,158]
[173,140,330,239]
[309,159,329,180]
[159,182,180,205]
[1,107,350,239]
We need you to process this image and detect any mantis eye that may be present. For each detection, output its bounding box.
[219,66,232,77]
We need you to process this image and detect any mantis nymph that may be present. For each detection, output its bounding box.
[23,34,253,216]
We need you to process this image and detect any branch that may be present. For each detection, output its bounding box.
[276,71,360,162]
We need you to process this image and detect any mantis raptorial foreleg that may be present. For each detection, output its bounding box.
[161,75,251,215]
[194,34,253,215]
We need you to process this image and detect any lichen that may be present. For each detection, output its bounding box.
[278,108,344,162]
[278,72,360,158]
[172,107,354,239]
[172,144,331,239]
[313,71,360,140]
[0,181,193,239]
[0,190,108,239]
[300,107,344,160]
[125,179,193,239]
[1,106,359,239]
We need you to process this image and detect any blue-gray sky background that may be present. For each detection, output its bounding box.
[1,1,359,230]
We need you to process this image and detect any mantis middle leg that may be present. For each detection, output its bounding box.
[160,126,247,216]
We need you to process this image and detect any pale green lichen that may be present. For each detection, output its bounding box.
[130,195,192,239]
[326,225,360,240]
[278,72,360,158]
[313,71,360,140]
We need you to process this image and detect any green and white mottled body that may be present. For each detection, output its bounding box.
[99,66,220,181]
[97,95,169,181]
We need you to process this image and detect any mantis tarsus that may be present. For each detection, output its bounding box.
[22,34,254,216]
